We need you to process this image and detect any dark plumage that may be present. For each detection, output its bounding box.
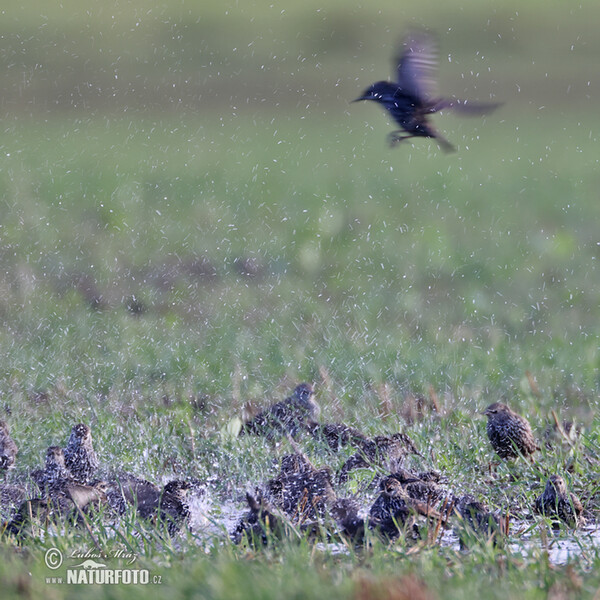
[389,468,454,510]
[241,383,319,439]
[31,446,71,495]
[231,492,287,546]
[307,422,368,451]
[63,424,99,484]
[4,499,50,537]
[483,402,538,460]
[534,475,584,528]
[106,474,161,515]
[0,484,27,521]
[353,29,500,152]
[264,453,336,523]
[119,479,191,536]
[454,494,507,548]
[368,477,442,541]
[0,421,18,474]
[338,433,422,484]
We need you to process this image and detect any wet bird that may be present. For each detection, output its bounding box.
[353,29,500,152]
[338,433,422,484]
[534,475,584,529]
[0,483,27,522]
[306,422,368,452]
[241,383,319,440]
[0,421,18,477]
[264,454,337,523]
[483,402,539,461]
[454,494,507,548]
[106,473,161,515]
[368,476,442,541]
[4,499,50,537]
[118,479,192,537]
[231,492,287,546]
[63,423,99,484]
[389,468,454,510]
[31,446,72,495]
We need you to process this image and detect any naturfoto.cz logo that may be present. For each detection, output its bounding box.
[44,547,162,585]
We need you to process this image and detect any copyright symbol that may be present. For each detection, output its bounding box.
[45,547,63,570]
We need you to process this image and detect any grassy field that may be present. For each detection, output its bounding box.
[1,1,600,598]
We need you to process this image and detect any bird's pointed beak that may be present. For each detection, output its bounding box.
[351,95,367,103]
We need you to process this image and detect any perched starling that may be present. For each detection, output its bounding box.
[264,453,337,522]
[338,432,422,484]
[306,422,368,452]
[241,383,319,440]
[534,475,584,528]
[0,421,18,475]
[353,29,500,152]
[454,494,507,548]
[63,424,99,484]
[483,402,539,461]
[31,446,72,495]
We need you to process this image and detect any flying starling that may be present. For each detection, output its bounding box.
[241,383,319,439]
[338,432,422,484]
[534,474,584,528]
[483,402,539,461]
[0,421,18,476]
[353,29,500,152]
[63,423,99,484]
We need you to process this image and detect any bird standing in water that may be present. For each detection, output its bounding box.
[353,29,500,152]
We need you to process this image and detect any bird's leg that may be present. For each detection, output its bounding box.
[435,134,456,153]
[387,131,418,147]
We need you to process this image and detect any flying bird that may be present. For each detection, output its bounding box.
[353,29,500,152]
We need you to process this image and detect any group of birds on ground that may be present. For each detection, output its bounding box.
[353,28,501,153]
[0,421,196,538]
[234,383,586,546]
[0,382,588,549]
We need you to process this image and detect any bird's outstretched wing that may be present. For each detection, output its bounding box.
[430,98,503,115]
[395,29,439,102]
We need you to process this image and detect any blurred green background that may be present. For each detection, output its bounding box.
[0,0,599,421]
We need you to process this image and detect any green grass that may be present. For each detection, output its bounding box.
[1,1,600,598]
